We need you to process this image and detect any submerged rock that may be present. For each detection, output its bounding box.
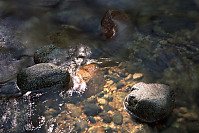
[124,82,175,122]
[101,10,131,39]
[83,103,102,116]
[17,63,70,94]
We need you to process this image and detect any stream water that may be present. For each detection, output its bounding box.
[0,0,199,133]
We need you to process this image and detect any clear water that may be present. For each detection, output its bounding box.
[0,0,199,132]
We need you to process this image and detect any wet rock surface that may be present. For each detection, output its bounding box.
[0,81,21,98]
[17,63,70,94]
[124,82,175,122]
[101,10,132,39]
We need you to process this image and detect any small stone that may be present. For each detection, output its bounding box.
[74,119,88,132]
[84,104,102,116]
[132,73,143,80]
[124,82,175,122]
[112,112,123,125]
[99,112,112,123]
[106,80,114,86]
[17,63,70,94]
[98,98,108,105]
[125,74,132,81]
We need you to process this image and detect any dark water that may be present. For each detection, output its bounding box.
[1,0,199,132]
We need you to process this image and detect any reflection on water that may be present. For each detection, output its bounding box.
[1,0,199,132]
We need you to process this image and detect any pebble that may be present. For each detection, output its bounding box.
[98,98,108,105]
[74,119,88,132]
[112,112,123,125]
[132,73,143,80]
[84,103,102,116]
[99,112,112,123]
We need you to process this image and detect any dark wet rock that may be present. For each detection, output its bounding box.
[124,82,175,122]
[17,63,70,94]
[112,112,123,125]
[84,103,102,116]
[101,10,132,39]
[0,81,21,98]
[34,44,60,64]
[88,116,96,124]
[74,119,88,132]
[99,112,112,123]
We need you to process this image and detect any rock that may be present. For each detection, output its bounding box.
[0,81,21,98]
[84,103,102,116]
[124,82,175,122]
[101,10,131,39]
[112,112,123,125]
[17,63,70,94]
[34,44,62,64]
[74,119,88,132]
[97,98,108,105]
[133,73,143,80]
[99,112,112,123]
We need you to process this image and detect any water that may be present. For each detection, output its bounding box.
[0,0,199,132]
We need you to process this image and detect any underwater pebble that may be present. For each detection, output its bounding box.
[112,112,123,125]
[133,73,143,80]
[99,112,112,123]
[84,103,102,116]
[98,98,108,105]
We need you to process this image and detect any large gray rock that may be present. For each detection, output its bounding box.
[124,82,175,122]
[17,63,70,94]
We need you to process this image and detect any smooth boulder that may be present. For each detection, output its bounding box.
[17,63,70,94]
[124,82,175,122]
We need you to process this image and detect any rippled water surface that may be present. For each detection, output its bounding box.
[1,0,199,132]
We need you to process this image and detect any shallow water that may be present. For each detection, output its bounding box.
[1,0,199,132]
